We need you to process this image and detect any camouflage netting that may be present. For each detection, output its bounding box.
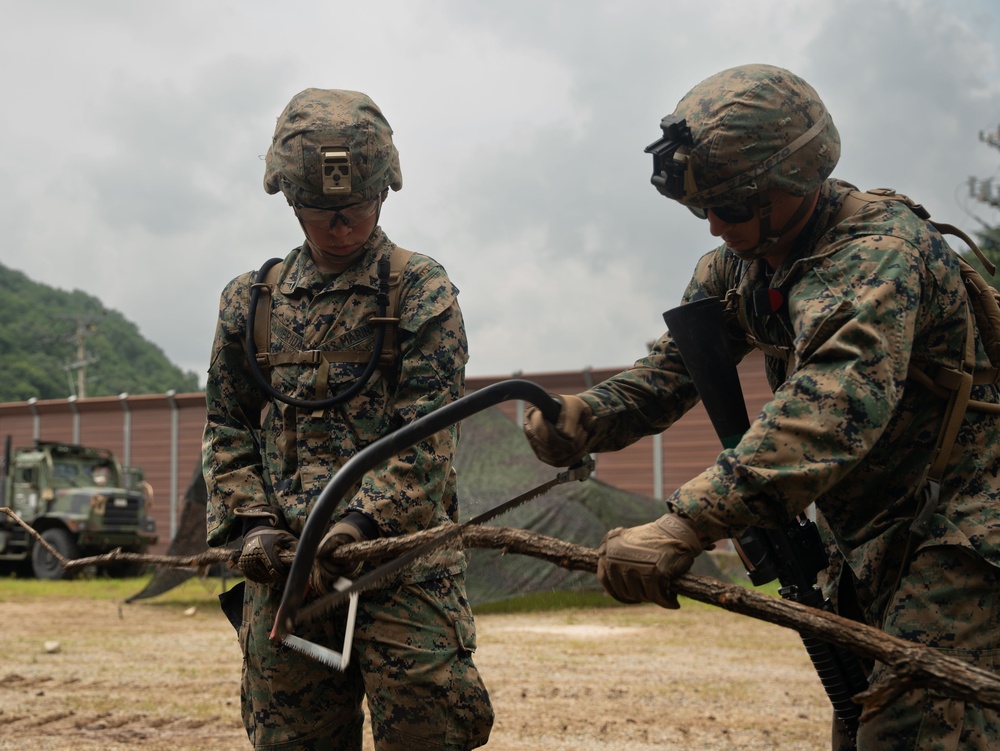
[125,463,224,603]
[455,406,725,603]
[130,406,724,605]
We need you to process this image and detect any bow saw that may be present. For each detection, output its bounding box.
[270,379,592,666]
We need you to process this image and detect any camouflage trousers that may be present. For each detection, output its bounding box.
[833,544,1000,750]
[239,573,494,750]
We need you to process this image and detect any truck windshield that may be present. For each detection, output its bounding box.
[51,460,119,488]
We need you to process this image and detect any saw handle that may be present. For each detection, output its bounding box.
[272,379,561,639]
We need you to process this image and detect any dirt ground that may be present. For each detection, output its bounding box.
[0,578,832,751]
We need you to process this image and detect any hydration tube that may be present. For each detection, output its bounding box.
[272,379,561,638]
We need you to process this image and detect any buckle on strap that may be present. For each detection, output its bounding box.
[910,479,940,539]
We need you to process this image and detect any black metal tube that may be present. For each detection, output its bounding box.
[272,378,560,638]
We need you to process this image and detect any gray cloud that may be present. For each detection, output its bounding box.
[1,0,998,386]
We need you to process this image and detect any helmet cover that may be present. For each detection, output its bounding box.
[264,88,402,208]
[670,64,840,208]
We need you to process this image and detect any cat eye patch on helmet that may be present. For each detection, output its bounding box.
[293,197,381,228]
[688,201,756,224]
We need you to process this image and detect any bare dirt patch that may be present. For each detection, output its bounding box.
[0,579,831,750]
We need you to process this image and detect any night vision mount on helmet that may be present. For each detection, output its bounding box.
[644,115,696,203]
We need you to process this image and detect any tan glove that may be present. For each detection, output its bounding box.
[523,394,595,466]
[597,514,705,609]
[309,521,366,596]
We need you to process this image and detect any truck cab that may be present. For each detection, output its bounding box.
[0,440,157,579]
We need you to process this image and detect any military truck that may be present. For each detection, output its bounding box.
[0,438,157,579]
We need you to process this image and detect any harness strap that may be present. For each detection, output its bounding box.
[251,247,414,378]
[903,312,974,541]
[258,350,383,366]
[251,259,282,372]
[906,366,1000,413]
[886,313,978,612]
[831,191,993,537]
[377,246,413,369]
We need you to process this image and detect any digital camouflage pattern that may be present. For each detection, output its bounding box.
[263,88,403,208]
[239,576,493,750]
[204,228,470,585]
[672,64,841,207]
[576,178,1000,748]
[854,546,1000,749]
[203,224,492,748]
[207,85,491,749]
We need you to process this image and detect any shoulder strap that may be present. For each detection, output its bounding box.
[834,188,996,275]
[373,246,414,366]
[252,258,283,368]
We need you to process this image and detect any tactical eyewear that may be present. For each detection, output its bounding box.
[688,201,756,225]
[294,197,380,228]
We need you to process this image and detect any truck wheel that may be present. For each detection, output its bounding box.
[31,528,79,580]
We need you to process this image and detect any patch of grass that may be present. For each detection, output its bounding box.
[0,568,784,617]
[0,575,238,608]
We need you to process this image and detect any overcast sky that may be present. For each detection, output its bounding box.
[3,0,1000,388]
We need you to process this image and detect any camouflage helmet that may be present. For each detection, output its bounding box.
[646,64,840,208]
[263,88,402,208]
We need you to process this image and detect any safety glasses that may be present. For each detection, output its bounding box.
[294,197,381,228]
[688,200,756,225]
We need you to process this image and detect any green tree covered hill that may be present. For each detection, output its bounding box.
[0,263,200,402]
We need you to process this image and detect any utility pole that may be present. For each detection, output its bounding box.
[62,315,99,398]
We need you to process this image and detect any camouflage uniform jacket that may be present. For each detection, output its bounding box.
[581,178,1000,610]
[203,227,469,584]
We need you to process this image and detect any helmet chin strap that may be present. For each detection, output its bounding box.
[740,192,816,261]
